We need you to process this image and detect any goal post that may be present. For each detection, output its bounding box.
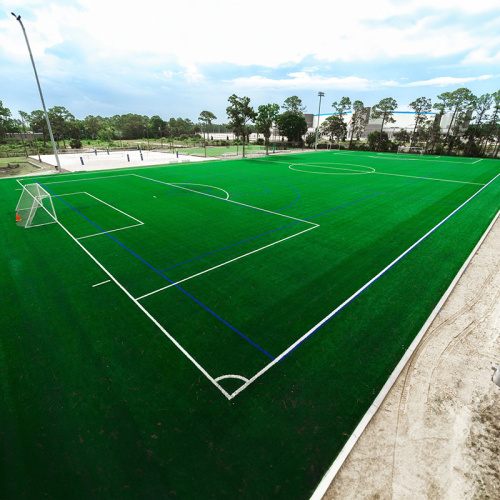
[16,183,57,228]
[397,145,424,155]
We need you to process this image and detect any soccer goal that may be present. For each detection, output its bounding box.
[16,183,57,228]
[397,146,424,155]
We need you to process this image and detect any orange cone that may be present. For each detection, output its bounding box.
[16,213,21,222]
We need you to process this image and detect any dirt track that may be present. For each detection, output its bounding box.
[324,215,500,499]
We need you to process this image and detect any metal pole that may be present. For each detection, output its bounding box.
[314,91,324,151]
[12,13,62,173]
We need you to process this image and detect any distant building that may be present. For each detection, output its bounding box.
[309,109,471,140]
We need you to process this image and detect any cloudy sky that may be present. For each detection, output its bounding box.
[1,0,499,122]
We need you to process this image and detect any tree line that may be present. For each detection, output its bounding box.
[1,86,499,157]
[316,89,500,157]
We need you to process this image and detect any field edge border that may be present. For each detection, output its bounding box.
[309,205,500,500]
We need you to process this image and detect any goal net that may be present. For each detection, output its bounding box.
[16,183,57,228]
[397,146,424,155]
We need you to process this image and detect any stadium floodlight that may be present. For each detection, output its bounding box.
[12,12,62,173]
[314,92,325,151]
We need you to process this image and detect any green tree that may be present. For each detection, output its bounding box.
[29,110,49,147]
[464,93,493,156]
[409,97,432,146]
[305,133,316,148]
[48,106,75,148]
[84,115,102,140]
[367,130,390,151]
[371,97,397,151]
[255,103,280,155]
[198,110,217,144]
[226,95,256,157]
[320,114,347,144]
[331,97,351,118]
[150,115,167,139]
[282,95,306,115]
[0,100,12,139]
[276,111,308,143]
[482,91,500,157]
[437,88,475,153]
[348,100,367,149]
[393,129,411,145]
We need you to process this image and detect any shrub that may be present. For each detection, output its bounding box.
[70,139,82,149]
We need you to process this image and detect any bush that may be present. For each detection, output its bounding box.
[367,130,390,151]
[70,139,82,149]
[256,138,264,145]
[179,134,189,141]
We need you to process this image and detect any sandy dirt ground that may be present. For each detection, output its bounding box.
[33,150,210,172]
[322,217,500,499]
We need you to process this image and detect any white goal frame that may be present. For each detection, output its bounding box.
[16,183,57,228]
[397,145,424,155]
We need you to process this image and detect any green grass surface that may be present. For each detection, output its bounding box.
[1,151,499,499]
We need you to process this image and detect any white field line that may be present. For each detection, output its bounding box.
[56,191,145,239]
[269,159,372,173]
[132,174,317,227]
[37,173,136,186]
[289,165,374,175]
[48,215,233,400]
[84,192,144,223]
[471,159,483,164]
[169,183,230,200]
[227,170,500,400]
[92,280,111,287]
[215,374,249,383]
[333,152,478,164]
[309,201,500,500]
[135,223,319,301]
[373,171,485,185]
[268,158,485,185]
[57,191,143,224]
[77,223,144,240]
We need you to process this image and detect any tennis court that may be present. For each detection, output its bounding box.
[2,151,499,498]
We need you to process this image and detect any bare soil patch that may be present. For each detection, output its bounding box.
[323,216,500,499]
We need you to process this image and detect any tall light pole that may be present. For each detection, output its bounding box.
[12,12,61,173]
[314,91,325,151]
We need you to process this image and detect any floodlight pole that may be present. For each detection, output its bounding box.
[315,92,324,151]
[12,12,61,173]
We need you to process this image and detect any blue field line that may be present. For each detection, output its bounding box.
[173,170,300,213]
[160,221,302,272]
[163,173,271,196]
[36,180,276,361]
[278,170,500,363]
[403,172,439,185]
[222,166,459,206]
[305,193,381,219]
[162,194,378,273]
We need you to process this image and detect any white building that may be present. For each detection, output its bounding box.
[308,109,468,139]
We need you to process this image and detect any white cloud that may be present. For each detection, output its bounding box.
[461,49,500,66]
[228,73,373,91]
[2,0,499,73]
[403,75,493,87]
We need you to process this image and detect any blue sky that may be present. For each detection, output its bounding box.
[1,0,499,122]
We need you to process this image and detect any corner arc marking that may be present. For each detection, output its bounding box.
[214,374,250,383]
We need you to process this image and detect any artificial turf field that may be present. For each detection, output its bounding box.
[1,150,500,499]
